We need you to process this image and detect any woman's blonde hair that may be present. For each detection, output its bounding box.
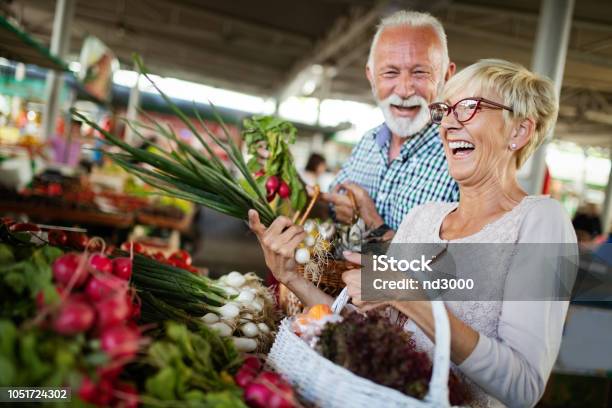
[442,59,558,168]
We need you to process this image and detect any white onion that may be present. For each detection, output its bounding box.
[240,322,259,337]
[251,299,263,313]
[242,313,254,320]
[226,271,246,288]
[201,313,219,324]
[295,248,310,264]
[232,337,257,352]
[214,303,241,319]
[303,219,316,233]
[257,323,270,334]
[304,235,316,247]
[318,221,336,240]
[237,289,256,304]
[208,322,232,337]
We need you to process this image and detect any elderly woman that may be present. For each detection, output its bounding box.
[248,59,576,408]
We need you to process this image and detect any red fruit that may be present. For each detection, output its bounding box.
[88,253,113,274]
[52,253,88,287]
[120,242,144,254]
[265,176,280,195]
[101,325,140,360]
[243,355,262,372]
[114,382,139,408]
[171,250,192,266]
[67,232,88,250]
[9,222,40,232]
[235,366,257,388]
[277,181,291,199]
[112,257,133,280]
[244,382,272,408]
[85,274,127,302]
[53,299,95,335]
[48,230,68,246]
[96,294,131,328]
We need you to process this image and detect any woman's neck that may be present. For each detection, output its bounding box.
[456,170,527,221]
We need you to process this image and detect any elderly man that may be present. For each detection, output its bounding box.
[327,10,458,236]
[248,10,459,306]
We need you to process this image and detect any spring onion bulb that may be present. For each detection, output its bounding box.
[240,322,259,337]
[208,322,232,337]
[202,312,220,324]
[295,248,310,264]
[237,289,256,304]
[232,337,257,352]
[318,221,335,240]
[251,299,263,313]
[226,271,246,288]
[257,323,270,334]
[211,303,241,319]
[304,235,316,247]
[303,219,316,234]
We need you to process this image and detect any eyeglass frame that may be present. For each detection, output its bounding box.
[428,97,514,124]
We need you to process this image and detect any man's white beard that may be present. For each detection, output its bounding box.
[377,94,431,138]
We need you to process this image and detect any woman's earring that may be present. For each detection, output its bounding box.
[510,143,517,150]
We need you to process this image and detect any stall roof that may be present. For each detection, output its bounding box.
[0,15,68,71]
[4,0,612,148]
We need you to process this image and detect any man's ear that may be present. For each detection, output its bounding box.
[365,63,373,86]
[445,62,456,82]
[511,118,536,149]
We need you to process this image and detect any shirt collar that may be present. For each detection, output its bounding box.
[373,121,440,158]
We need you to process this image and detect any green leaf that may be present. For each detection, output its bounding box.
[0,244,15,265]
[146,366,177,400]
[0,356,15,386]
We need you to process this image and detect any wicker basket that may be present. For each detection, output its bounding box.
[267,289,455,408]
[279,259,352,315]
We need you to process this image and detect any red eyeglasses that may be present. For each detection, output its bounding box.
[429,97,514,124]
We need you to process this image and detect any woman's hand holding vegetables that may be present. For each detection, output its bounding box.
[248,209,306,285]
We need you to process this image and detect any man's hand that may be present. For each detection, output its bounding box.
[320,187,357,225]
[324,182,384,228]
[248,210,306,285]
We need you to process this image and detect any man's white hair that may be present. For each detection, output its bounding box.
[367,10,449,74]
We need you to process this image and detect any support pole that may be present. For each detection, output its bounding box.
[601,154,612,235]
[527,0,574,195]
[41,0,76,141]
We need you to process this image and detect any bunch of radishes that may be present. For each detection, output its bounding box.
[258,173,291,203]
[42,249,142,407]
[235,355,297,408]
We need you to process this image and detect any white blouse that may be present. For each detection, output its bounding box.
[392,196,578,408]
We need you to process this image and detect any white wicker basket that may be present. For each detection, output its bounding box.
[267,288,453,408]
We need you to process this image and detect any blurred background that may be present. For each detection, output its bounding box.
[0,1,611,405]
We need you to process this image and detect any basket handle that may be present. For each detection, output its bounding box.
[331,289,451,406]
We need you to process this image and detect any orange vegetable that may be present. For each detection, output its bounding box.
[307,304,333,320]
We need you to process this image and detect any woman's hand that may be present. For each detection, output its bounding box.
[341,251,388,311]
[248,209,307,285]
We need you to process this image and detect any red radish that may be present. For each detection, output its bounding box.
[101,325,140,359]
[85,275,127,302]
[88,253,113,274]
[244,382,271,408]
[277,181,291,199]
[257,371,291,391]
[98,363,124,381]
[243,355,262,372]
[129,295,141,319]
[254,169,265,178]
[96,294,131,329]
[267,193,276,202]
[112,257,133,280]
[48,230,68,246]
[78,377,97,403]
[268,393,295,408]
[113,382,139,408]
[79,377,113,406]
[53,299,95,335]
[235,366,257,388]
[52,253,88,287]
[152,252,166,262]
[265,176,280,195]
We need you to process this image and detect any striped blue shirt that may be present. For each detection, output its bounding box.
[331,122,459,230]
